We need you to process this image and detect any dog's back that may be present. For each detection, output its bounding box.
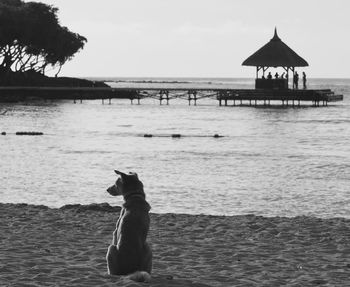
[118,196,150,243]
[114,196,151,273]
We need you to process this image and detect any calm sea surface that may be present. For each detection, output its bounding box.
[1,78,349,218]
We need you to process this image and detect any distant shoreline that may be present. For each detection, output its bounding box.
[85,76,350,82]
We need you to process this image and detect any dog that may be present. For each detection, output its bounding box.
[106,170,152,282]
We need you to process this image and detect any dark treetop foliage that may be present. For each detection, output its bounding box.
[0,0,87,76]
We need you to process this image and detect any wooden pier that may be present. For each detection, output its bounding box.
[216,88,343,107]
[0,86,343,107]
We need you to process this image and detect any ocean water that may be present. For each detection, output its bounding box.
[0,78,349,218]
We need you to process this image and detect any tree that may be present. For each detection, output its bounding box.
[0,0,87,76]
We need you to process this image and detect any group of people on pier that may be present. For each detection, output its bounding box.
[263,71,287,80]
[261,71,307,89]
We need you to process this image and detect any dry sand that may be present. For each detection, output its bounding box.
[0,203,349,287]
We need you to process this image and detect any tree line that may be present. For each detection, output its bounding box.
[0,0,86,77]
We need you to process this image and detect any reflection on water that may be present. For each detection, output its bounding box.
[0,78,349,218]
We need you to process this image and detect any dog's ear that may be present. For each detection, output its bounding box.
[114,170,126,177]
[129,172,138,179]
[114,170,130,183]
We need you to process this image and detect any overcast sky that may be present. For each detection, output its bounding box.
[34,0,350,78]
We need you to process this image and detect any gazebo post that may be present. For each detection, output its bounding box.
[263,67,268,77]
[291,67,295,89]
[285,67,289,89]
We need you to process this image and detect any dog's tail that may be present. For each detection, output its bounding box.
[128,271,151,283]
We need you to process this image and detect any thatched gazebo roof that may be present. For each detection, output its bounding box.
[242,28,308,68]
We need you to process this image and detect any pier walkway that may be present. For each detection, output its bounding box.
[0,86,343,107]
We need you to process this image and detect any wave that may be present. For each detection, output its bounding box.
[2,202,349,220]
[61,150,114,154]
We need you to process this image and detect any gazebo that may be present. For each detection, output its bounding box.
[242,28,308,89]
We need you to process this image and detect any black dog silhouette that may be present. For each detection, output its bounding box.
[106,170,152,282]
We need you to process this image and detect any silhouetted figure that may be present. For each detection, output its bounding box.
[267,72,272,80]
[293,72,299,89]
[262,75,265,79]
[302,72,307,89]
[274,72,279,79]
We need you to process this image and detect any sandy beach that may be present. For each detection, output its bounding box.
[0,203,349,287]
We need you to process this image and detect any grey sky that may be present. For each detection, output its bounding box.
[35,0,350,78]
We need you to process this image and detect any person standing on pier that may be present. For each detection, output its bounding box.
[302,72,307,89]
[293,72,299,89]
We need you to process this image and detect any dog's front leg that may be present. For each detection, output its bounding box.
[106,245,120,275]
[115,208,125,230]
[112,208,125,245]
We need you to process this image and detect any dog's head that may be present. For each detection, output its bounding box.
[107,170,144,198]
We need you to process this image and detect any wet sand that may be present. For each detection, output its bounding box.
[0,203,349,286]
